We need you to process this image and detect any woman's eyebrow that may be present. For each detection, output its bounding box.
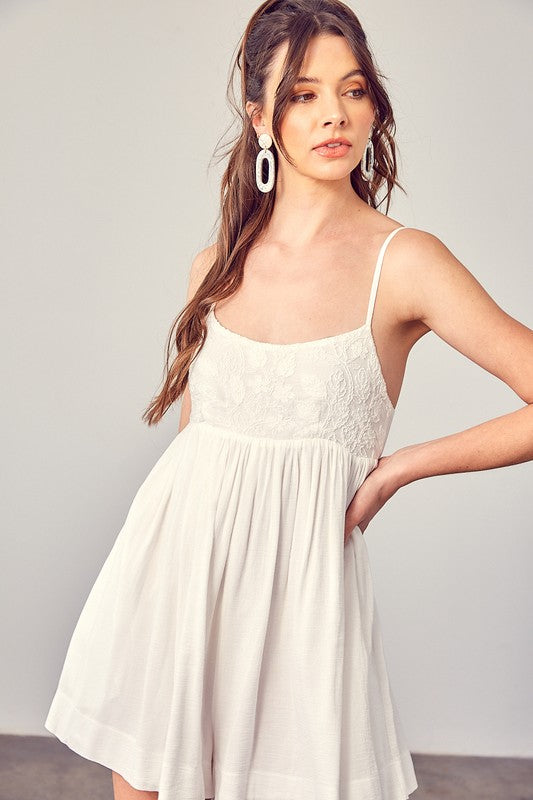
[294,68,365,84]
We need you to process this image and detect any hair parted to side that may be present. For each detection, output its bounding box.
[141,0,406,426]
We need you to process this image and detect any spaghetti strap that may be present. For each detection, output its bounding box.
[365,225,410,327]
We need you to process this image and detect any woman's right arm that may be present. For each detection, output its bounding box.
[178,243,218,434]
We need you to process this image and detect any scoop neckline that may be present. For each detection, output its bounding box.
[207,304,395,412]
[209,304,370,348]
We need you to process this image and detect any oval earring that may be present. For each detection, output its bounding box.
[360,132,375,183]
[255,133,275,193]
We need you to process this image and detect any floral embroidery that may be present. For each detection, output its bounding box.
[188,309,394,461]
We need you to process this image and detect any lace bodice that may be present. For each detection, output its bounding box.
[187,226,409,462]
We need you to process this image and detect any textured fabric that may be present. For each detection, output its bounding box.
[45,225,418,800]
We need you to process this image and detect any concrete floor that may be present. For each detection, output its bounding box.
[0,736,532,800]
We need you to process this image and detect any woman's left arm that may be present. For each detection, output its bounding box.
[347,231,533,536]
[391,231,533,479]
[389,401,533,487]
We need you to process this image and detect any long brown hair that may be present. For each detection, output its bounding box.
[141,0,405,426]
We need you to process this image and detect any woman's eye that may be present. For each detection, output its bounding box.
[290,88,366,103]
[347,88,366,98]
[291,93,315,103]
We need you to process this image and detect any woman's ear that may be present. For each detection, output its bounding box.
[246,101,268,138]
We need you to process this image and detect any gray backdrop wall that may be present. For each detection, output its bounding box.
[1,0,532,757]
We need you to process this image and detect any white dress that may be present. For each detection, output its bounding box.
[45,224,419,800]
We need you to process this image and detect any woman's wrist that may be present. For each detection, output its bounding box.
[381,443,426,493]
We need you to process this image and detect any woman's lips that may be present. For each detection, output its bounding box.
[313,143,351,158]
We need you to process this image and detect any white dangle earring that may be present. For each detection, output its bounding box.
[360,128,375,182]
[255,132,275,193]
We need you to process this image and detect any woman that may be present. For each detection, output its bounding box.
[45,1,533,799]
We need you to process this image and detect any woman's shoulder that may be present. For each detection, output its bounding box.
[185,243,218,304]
[191,242,218,278]
[382,222,459,282]
[361,210,447,281]
[363,210,470,327]
[364,208,438,252]
[374,215,486,333]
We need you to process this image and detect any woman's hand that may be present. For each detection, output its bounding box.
[344,453,403,545]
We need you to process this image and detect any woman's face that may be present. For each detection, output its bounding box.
[247,33,375,184]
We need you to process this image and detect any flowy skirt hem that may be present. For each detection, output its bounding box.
[44,688,418,800]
